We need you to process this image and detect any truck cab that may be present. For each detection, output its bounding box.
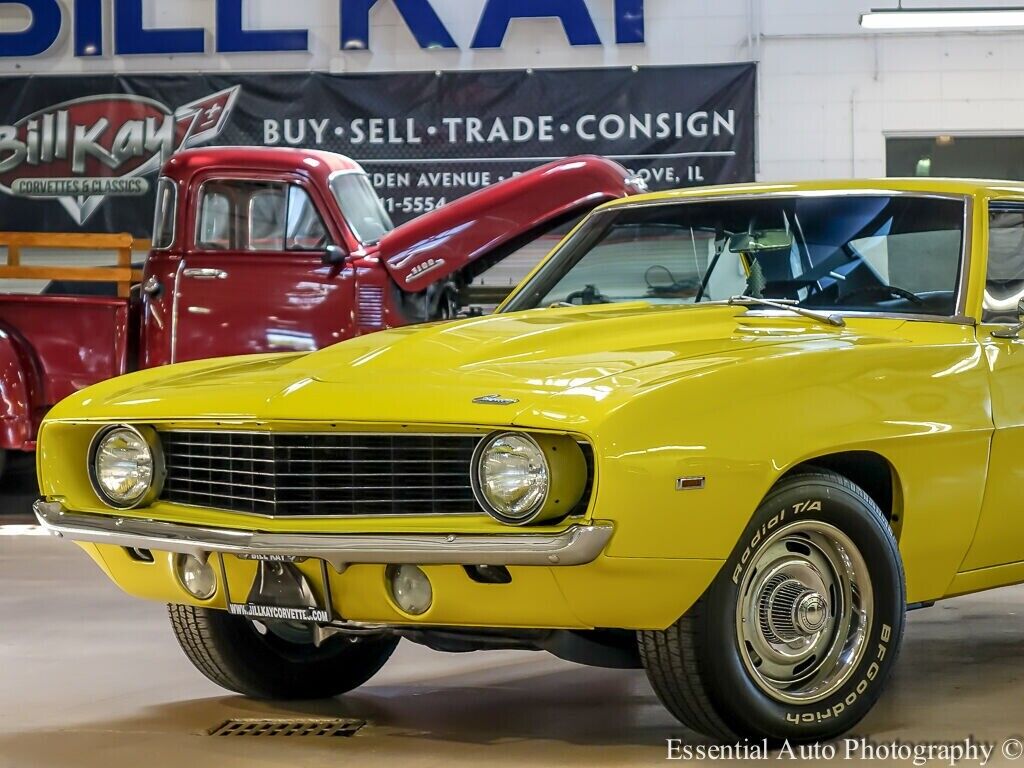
[0,147,639,459]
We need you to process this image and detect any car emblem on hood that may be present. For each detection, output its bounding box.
[473,394,519,406]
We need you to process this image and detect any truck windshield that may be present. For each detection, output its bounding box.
[503,194,965,317]
[330,173,395,245]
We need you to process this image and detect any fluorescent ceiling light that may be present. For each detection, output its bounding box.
[861,7,1024,29]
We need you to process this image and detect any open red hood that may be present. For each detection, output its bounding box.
[373,156,641,293]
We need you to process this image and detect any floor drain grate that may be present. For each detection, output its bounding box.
[209,718,366,737]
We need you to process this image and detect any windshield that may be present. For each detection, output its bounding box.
[330,172,395,244]
[503,195,965,317]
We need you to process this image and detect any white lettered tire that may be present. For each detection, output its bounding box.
[639,470,906,743]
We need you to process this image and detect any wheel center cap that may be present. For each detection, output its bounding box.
[759,575,831,643]
[795,592,829,634]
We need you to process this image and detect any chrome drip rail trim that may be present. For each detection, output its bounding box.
[33,500,613,571]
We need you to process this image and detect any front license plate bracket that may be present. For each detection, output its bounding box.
[220,555,335,626]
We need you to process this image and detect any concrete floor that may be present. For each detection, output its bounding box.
[4,496,1024,766]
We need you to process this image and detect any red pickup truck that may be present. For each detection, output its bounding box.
[0,147,639,470]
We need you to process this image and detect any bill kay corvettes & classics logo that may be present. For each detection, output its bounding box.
[0,86,240,225]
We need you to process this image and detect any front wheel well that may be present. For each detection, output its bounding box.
[783,451,902,536]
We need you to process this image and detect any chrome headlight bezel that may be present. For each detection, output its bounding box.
[87,424,165,510]
[471,431,552,525]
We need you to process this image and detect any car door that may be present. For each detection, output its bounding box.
[171,173,355,364]
[962,200,1024,570]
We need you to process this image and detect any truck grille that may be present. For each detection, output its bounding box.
[356,285,384,328]
[159,431,482,517]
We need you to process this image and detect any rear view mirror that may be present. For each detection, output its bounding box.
[322,244,348,266]
[729,230,794,254]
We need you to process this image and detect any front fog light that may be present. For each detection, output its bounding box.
[176,554,217,600]
[89,425,163,509]
[387,564,432,616]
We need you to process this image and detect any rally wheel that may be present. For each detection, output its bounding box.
[168,604,399,699]
[639,470,905,743]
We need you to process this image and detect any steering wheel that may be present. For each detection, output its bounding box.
[837,285,924,306]
[565,284,612,305]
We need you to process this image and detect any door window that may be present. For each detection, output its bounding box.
[249,188,286,251]
[286,186,329,250]
[985,205,1024,323]
[152,178,176,249]
[196,180,331,253]
[198,188,234,250]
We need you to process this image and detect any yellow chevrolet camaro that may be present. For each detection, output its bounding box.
[34,179,1024,743]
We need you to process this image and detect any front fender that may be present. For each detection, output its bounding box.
[0,328,41,450]
[518,319,992,604]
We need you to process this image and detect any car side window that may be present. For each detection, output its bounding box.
[196,180,330,253]
[985,205,1024,323]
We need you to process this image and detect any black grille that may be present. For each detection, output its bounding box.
[159,432,482,517]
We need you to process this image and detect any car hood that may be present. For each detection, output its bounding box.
[54,304,871,428]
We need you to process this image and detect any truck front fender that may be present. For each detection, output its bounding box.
[0,328,41,451]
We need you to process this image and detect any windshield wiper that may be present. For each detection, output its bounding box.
[727,295,845,328]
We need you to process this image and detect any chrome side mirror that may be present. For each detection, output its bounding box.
[322,244,348,266]
[992,298,1024,339]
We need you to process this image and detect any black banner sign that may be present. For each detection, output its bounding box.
[0,64,756,233]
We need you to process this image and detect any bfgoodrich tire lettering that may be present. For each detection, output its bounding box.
[168,604,399,699]
[639,470,906,743]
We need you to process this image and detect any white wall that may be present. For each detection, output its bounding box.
[4,0,1024,181]
[758,0,1024,180]
[0,1,752,74]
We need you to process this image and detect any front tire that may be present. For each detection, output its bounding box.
[639,470,905,743]
[168,604,399,699]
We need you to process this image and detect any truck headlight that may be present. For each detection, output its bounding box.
[471,432,587,525]
[89,425,163,509]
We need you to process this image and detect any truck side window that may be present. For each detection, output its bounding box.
[198,189,233,250]
[249,188,286,251]
[196,180,328,253]
[286,186,329,251]
[152,178,176,249]
[985,206,1024,323]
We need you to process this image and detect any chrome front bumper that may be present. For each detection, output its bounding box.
[33,500,614,571]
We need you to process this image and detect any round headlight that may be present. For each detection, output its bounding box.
[89,425,162,508]
[472,432,550,524]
